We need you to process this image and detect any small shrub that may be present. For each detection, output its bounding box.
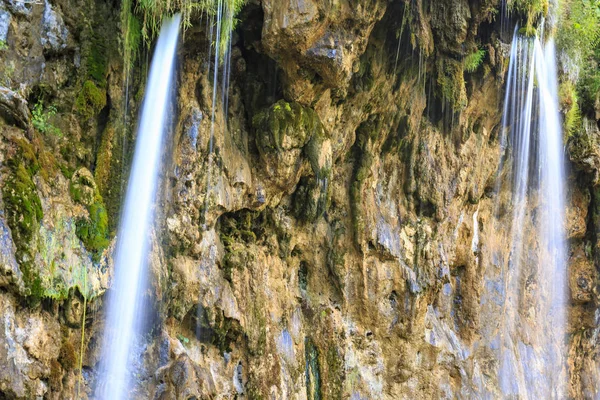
[32,102,62,137]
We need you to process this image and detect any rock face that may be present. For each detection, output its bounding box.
[0,0,599,399]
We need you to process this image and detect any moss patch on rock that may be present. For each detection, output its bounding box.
[253,100,313,154]
[75,196,109,262]
[305,337,322,400]
[2,138,44,300]
[437,58,467,111]
[218,210,265,281]
[75,80,107,120]
[70,168,109,262]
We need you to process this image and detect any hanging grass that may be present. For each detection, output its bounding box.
[121,0,245,73]
[134,0,245,44]
[506,0,549,35]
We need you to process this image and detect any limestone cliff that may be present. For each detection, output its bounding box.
[0,0,599,399]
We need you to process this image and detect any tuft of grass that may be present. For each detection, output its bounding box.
[464,48,486,73]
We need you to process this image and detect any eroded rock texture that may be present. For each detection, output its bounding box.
[0,0,599,399]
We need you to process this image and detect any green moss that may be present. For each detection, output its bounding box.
[87,34,108,86]
[49,359,62,389]
[12,137,40,175]
[94,122,130,233]
[37,149,59,182]
[75,80,107,120]
[218,210,264,281]
[560,81,582,138]
[69,170,96,206]
[59,339,77,370]
[437,58,468,111]
[305,337,321,400]
[75,194,109,262]
[2,155,43,301]
[123,4,142,73]
[253,100,327,156]
[254,101,303,151]
[324,345,344,398]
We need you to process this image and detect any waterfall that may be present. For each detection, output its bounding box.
[202,0,235,230]
[497,31,567,399]
[95,15,181,400]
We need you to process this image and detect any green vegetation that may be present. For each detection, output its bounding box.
[131,0,244,48]
[557,0,600,143]
[32,102,62,137]
[507,0,549,35]
[0,40,7,51]
[1,139,44,302]
[560,81,582,138]
[75,80,107,120]
[70,169,110,261]
[87,37,108,86]
[120,0,245,82]
[464,48,486,73]
[253,100,312,153]
[437,58,468,111]
[218,210,263,281]
[75,195,110,262]
[305,337,321,400]
[122,0,142,73]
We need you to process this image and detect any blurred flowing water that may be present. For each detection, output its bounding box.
[497,31,567,399]
[95,14,181,400]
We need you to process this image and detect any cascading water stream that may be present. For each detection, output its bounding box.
[95,15,181,400]
[497,30,567,399]
[201,0,235,229]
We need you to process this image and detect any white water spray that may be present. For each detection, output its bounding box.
[96,15,180,400]
[497,32,567,399]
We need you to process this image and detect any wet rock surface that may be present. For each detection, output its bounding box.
[0,0,598,399]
